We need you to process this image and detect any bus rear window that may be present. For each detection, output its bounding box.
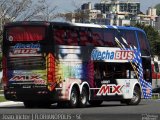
[6,26,45,42]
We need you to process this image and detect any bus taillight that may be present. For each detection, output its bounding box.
[2,56,7,87]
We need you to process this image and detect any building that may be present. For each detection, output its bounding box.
[155,16,160,32]
[65,0,157,27]
[71,2,102,23]
[94,0,157,26]
[134,7,157,27]
[94,0,140,15]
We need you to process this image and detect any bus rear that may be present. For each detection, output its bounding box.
[2,22,54,107]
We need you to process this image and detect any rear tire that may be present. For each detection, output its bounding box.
[68,87,78,108]
[125,86,141,105]
[78,87,88,108]
[89,100,103,106]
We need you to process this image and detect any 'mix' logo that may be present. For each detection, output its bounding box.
[10,75,46,84]
[97,84,123,96]
[10,75,40,81]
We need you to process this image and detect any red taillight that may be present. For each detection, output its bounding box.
[2,56,7,87]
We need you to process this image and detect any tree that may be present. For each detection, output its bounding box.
[32,0,59,21]
[155,3,160,16]
[0,0,59,23]
[134,23,160,57]
[61,1,91,23]
[0,0,42,24]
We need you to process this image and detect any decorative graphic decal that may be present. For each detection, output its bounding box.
[54,26,152,99]
[112,26,152,99]
[8,70,47,85]
[9,43,41,57]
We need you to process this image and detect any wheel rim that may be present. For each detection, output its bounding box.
[81,93,87,104]
[131,90,139,102]
[71,91,77,105]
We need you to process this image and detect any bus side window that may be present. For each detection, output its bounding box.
[104,29,115,47]
[67,29,78,46]
[124,30,137,48]
[79,27,91,46]
[92,28,104,46]
[137,32,150,56]
[54,29,65,45]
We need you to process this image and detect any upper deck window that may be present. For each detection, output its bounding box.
[53,26,79,45]
[117,30,138,48]
[91,28,104,46]
[6,26,45,42]
[137,31,150,56]
[104,29,117,47]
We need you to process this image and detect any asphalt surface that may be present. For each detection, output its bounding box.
[0,100,160,120]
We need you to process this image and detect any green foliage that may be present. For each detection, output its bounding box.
[134,23,160,57]
[0,96,7,102]
[0,34,2,71]
[0,53,2,71]
[155,3,160,16]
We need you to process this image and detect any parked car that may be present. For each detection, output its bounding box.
[152,87,160,93]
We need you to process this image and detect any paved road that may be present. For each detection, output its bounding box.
[0,100,160,120]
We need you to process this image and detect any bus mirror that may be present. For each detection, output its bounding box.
[154,62,159,73]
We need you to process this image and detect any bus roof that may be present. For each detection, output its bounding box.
[4,21,50,27]
[52,22,145,33]
[4,21,145,33]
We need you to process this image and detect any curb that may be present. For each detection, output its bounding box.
[0,101,23,107]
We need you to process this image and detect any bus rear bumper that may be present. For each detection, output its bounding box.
[4,88,61,102]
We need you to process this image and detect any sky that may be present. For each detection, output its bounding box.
[48,0,160,13]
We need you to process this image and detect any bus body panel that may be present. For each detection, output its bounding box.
[54,44,141,100]
[116,79,140,99]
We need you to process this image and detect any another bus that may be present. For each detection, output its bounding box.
[152,60,160,88]
[2,22,152,108]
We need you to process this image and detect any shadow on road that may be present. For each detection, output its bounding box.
[0,102,147,109]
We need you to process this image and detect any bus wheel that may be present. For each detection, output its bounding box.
[78,87,88,108]
[89,100,103,106]
[126,86,141,105]
[23,101,35,108]
[69,87,78,108]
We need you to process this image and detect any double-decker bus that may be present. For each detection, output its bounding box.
[2,21,152,108]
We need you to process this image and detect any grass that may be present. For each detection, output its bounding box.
[0,96,7,102]
[0,88,6,102]
[152,96,160,100]
[152,93,160,99]
[0,90,3,94]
